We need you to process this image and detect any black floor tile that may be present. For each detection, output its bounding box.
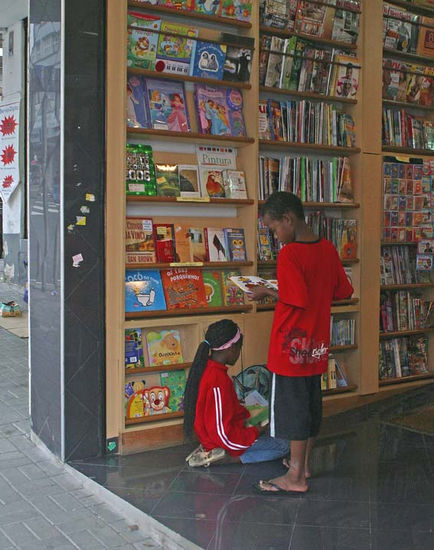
[296,499,370,529]
[370,502,434,531]
[153,492,232,521]
[156,517,217,549]
[289,526,371,550]
[169,470,242,495]
[207,521,293,550]
[370,529,434,550]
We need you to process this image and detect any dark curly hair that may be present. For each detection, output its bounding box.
[261,191,304,221]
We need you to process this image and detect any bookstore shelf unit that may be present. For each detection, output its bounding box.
[105,1,432,455]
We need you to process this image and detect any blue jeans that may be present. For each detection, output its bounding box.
[240,435,289,464]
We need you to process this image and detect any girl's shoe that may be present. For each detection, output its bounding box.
[186,446,226,467]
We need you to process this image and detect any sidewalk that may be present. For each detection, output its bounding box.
[0,324,164,549]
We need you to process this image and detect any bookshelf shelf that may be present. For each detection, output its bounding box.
[330,344,358,352]
[125,362,192,375]
[259,86,357,105]
[383,47,434,65]
[259,140,361,154]
[259,25,358,51]
[382,99,434,112]
[257,258,359,267]
[257,298,360,313]
[322,384,358,396]
[379,373,434,387]
[258,200,360,208]
[128,1,252,29]
[127,128,255,146]
[126,261,254,269]
[381,241,418,246]
[384,0,434,16]
[381,283,434,290]
[128,67,252,91]
[126,196,254,206]
[382,146,434,156]
[380,327,434,339]
[125,305,253,320]
[125,411,184,426]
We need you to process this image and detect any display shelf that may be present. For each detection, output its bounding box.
[384,0,434,16]
[382,146,434,156]
[259,139,361,154]
[330,344,358,352]
[259,86,357,105]
[125,362,192,375]
[257,258,360,267]
[259,25,358,50]
[128,67,252,91]
[257,298,360,313]
[126,261,254,269]
[383,47,434,65]
[127,127,255,145]
[258,200,360,208]
[125,411,184,426]
[381,283,434,290]
[126,196,254,206]
[382,99,434,112]
[380,327,434,339]
[379,373,434,387]
[126,305,253,319]
[381,241,418,246]
[322,384,358,396]
[128,0,252,29]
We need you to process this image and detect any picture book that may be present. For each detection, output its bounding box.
[153,223,176,262]
[127,12,161,70]
[257,228,274,261]
[221,34,253,82]
[229,275,278,294]
[125,269,167,312]
[199,167,226,198]
[224,228,247,261]
[331,55,360,99]
[160,268,208,309]
[160,370,186,412]
[222,170,247,199]
[225,88,247,137]
[126,218,156,264]
[145,79,190,132]
[195,85,246,137]
[126,143,157,196]
[127,74,148,129]
[202,270,224,306]
[196,145,237,170]
[155,21,198,75]
[218,0,253,21]
[178,165,200,198]
[221,269,245,305]
[195,0,220,15]
[174,224,194,262]
[191,41,227,80]
[155,163,180,196]
[125,328,145,368]
[146,329,184,366]
[204,228,229,261]
[125,375,171,419]
[189,227,207,261]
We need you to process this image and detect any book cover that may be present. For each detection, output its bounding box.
[146,329,184,366]
[417,16,434,57]
[125,328,145,368]
[222,43,252,82]
[224,228,247,261]
[195,0,220,15]
[160,370,186,412]
[332,55,360,99]
[331,9,360,44]
[178,164,200,198]
[218,0,253,21]
[261,0,289,29]
[226,88,247,137]
[125,375,172,418]
[191,41,227,80]
[229,275,278,294]
[145,79,190,132]
[195,84,232,135]
[202,270,224,306]
[126,218,156,264]
[155,22,198,75]
[294,1,328,37]
[204,228,229,261]
[126,143,157,196]
[199,167,226,198]
[161,268,208,309]
[127,13,161,70]
[189,227,207,261]
[125,269,167,312]
[257,228,274,261]
[155,163,180,196]
[153,223,176,262]
[221,269,245,305]
[259,101,271,140]
[127,74,149,129]
[174,224,194,262]
[280,36,297,90]
[222,170,247,199]
[339,220,358,260]
[264,36,285,88]
[196,144,237,170]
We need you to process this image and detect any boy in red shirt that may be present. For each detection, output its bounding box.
[249,192,353,494]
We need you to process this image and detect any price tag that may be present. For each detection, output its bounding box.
[169,262,204,267]
[176,197,210,202]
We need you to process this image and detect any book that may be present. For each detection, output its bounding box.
[189,227,207,261]
[195,85,232,136]
[259,101,271,140]
[146,329,184,366]
[218,0,253,22]
[257,228,274,261]
[125,375,172,418]
[222,170,247,199]
[226,88,247,137]
[383,4,419,54]
[229,275,278,293]
[294,1,331,38]
[331,55,360,99]
[155,163,180,197]
[174,224,194,262]
[145,79,190,132]
[160,370,186,412]
[261,0,290,29]
[126,143,157,196]
[125,328,145,368]
[153,223,176,262]
[160,268,208,309]
[417,16,434,57]
[127,12,161,70]
[196,144,237,170]
[221,36,253,82]
[264,36,285,88]
[335,359,349,387]
[224,228,247,261]
[195,0,220,15]
[191,41,227,80]
[331,9,360,45]
[155,21,198,75]
[338,220,358,260]
[126,218,156,264]
[127,74,148,129]
[178,165,200,198]
[221,269,245,305]
[125,269,167,312]
[204,228,229,261]
[327,357,337,389]
[203,270,224,306]
[199,167,226,198]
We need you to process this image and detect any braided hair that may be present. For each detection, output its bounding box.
[183,319,240,439]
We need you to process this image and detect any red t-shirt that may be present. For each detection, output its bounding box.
[267,238,353,377]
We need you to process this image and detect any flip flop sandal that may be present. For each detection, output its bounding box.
[187,447,226,468]
[253,480,307,496]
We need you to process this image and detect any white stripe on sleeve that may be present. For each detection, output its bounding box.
[213,387,250,451]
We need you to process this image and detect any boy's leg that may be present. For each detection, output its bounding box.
[258,439,308,493]
[240,435,289,464]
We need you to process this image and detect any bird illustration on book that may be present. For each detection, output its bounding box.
[206,171,225,197]
[213,234,227,260]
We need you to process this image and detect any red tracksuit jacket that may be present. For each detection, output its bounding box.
[194,359,259,457]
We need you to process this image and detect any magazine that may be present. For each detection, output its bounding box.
[331,55,360,99]
[145,79,190,132]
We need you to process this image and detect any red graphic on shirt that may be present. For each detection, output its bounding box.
[0,115,17,136]
[2,175,14,189]
[1,145,17,165]
[281,327,328,366]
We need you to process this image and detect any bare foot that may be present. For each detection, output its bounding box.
[258,474,308,494]
[282,457,311,479]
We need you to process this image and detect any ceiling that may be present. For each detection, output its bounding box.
[0,0,28,29]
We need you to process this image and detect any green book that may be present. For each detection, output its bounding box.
[203,270,224,307]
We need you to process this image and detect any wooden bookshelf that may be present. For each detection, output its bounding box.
[259,140,361,154]
[259,86,357,105]
[126,261,254,269]
[126,411,184,426]
[382,99,434,112]
[258,258,359,268]
[379,373,434,387]
[259,25,358,51]
[380,327,434,339]
[382,146,434,156]
[126,196,254,205]
[127,127,255,146]
[383,47,434,65]
[330,344,358,352]
[258,200,360,208]
[384,0,434,16]
[323,384,358,396]
[257,298,360,313]
[125,305,253,319]
[125,362,192,375]
[381,283,434,290]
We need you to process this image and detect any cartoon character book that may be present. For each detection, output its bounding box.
[153,223,176,262]
[226,88,247,137]
[125,269,167,312]
[161,268,208,309]
[195,85,246,137]
[145,79,190,132]
[221,269,245,305]
[146,329,184,366]
[155,163,180,196]
[195,0,220,15]
[126,143,156,196]
[224,228,247,261]
[160,370,186,412]
[204,228,229,261]
[125,376,171,419]
[191,41,227,80]
[202,270,224,306]
[125,217,156,264]
[127,74,149,129]
[155,22,198,75]
[125,328,145,368]
[229,275,278,293]
[127,12,161,70]
[218,0,253,21]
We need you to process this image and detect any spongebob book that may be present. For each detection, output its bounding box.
[125,269,167,313]
[160,370,186,412]
[146,330,184,366]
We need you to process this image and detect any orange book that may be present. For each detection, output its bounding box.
[160,268,207,309]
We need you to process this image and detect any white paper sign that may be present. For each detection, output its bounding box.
[0,101,20,202]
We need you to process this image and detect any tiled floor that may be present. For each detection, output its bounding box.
[71,385,434,550]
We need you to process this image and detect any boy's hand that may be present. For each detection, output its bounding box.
[246,286,277,301]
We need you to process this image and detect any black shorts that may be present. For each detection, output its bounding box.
[270,373,323,441]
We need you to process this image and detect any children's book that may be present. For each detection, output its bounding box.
[174,224,194,262]
[229,275,278,294]
[191,41,227,80]
[222,170,247,199]
[126,218,156,264]
[125,375,171,418]
[202,270,224,306]
[196,144,237,170]
[199,167,226,198]
[195,0,220,15]
[178,165,201,198]
[204,228,229,261]
[127,12,161,70]
[225,88,247,137]
[126,143,157,196]
[161,268,208,309]
[125,269,167,312]
[127,74,149,129]
[257,228,274,261]
[146,329,184,366]
[155,22,198,75]
[218,0,253,21]
[224,228,247,261]
[189,227,207,261]
[125,328,145,368]
[195,85,246,137]
[221,269,245,305]
[145,79,190,132]
[221,34,253,82]
[153,223,176,262]
[160,370,186,412]
[155,163,180,196]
